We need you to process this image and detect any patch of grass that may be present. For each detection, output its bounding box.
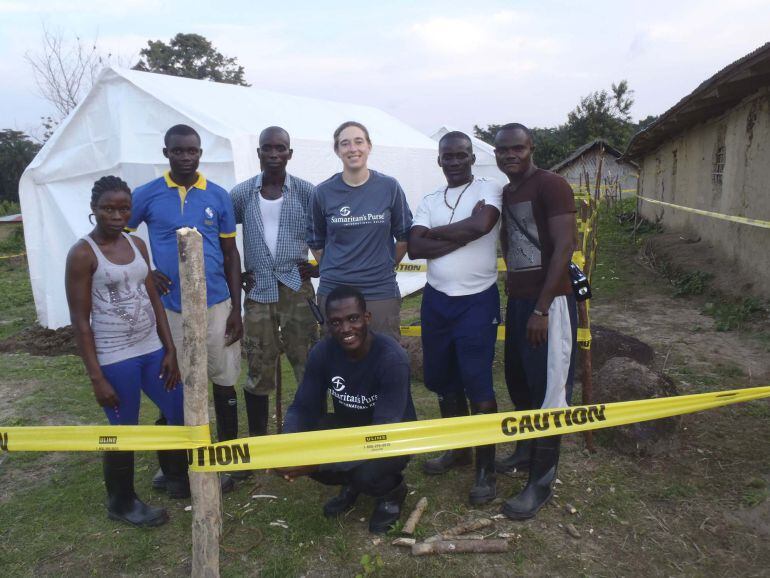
[0,226,25,254]
[0,260,35,341]
[703,297,766,331]
[672,270,713,297]
[741,478,768,508]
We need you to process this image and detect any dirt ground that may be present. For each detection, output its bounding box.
[1,225,769,576]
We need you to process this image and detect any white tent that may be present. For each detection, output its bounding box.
[430,125,506,183]
[20,67,443,329]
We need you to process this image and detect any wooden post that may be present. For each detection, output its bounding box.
[178,227,221,578]
[275,355,283,434]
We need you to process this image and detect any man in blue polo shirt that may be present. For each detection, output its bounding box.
[127,124,244,494]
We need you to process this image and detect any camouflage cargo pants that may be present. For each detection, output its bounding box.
[243,281,318,395]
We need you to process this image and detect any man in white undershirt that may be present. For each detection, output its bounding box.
[407,131,503,506]
[230,127,318,441]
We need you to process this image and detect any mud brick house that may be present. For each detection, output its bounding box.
[552,139,638,196]
[624,42,770,293]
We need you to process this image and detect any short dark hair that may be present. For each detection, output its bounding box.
[325,285,367,315]
[91,175,131,206]
[495,123,534,144]
[164,124,201,147]
[333,121,371,151]
[438,130,472,149]
[259,126,290,146]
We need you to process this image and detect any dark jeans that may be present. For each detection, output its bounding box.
[309,414,409,497]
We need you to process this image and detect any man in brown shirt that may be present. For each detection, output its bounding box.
[494,123,578,520]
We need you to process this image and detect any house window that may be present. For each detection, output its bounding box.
[712,134,725,185]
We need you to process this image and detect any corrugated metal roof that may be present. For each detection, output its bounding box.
[624,42,770,159]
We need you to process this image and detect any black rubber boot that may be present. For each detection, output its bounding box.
[244,390,270,437]
[323,485,360,518]
[158,449,191,499]
[495,440,532,474]
[422,394,472,475]
[469,444,497,505]
[368,479,407,534]
[104,451,168,527]
[214,386,249,482]
[468,400,497,505]
[501,436,561,520]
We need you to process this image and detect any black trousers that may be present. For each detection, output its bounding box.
[308,414,409,497]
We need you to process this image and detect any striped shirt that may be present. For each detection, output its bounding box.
[230,172,315,303]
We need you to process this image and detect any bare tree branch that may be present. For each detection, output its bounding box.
[24,25,104,119]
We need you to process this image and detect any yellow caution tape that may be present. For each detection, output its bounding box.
[639,196,770,229]
[0,424,211,452]
[400,324,591,344]
[0,252,26,261]
[6,387,764,469]
[188,386,770,472]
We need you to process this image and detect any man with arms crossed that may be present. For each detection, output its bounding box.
[230,126,318,441]
[275,285,415,534]
[127,124,244,493]
[493,123,578,520]
[408,131,502,505]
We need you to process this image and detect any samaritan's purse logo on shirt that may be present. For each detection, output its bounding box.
[331,206,386,225]
[204,206,215,226]
[331,376,346,392]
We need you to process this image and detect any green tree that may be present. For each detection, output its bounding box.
[566,80,635,148]
[475,80,644,168]
[0,130,40,204]
[473,123,572,170]
[133,33,249,86]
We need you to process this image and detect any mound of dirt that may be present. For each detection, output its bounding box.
[591,324,654,371]
[594,357,681,456]
[0,325,77,356]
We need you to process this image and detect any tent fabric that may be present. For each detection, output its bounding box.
[20,67,443,329]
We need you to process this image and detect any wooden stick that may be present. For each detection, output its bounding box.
[412,539,509,556]
[424,518,492,543]
[392,537,416,548]
[275,355,282,434]
[401,497,428,535]
[178,228,221,578]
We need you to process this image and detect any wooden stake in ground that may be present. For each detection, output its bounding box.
[412,539,509,556]
[178,227,222,578]
[275,355,282,434]
[401,497,428,535]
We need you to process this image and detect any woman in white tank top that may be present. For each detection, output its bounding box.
[65,176,184,528]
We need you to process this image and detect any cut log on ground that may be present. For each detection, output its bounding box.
[401,497,428,535]
[424,518,493,543]
[392,537,416,548]
[412,539,509,556]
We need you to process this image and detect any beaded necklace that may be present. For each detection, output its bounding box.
[443,176,474,223]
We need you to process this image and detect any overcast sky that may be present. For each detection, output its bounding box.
[1,0,769,141]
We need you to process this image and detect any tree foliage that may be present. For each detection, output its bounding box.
[474,80,658,169]
[0,130,40,203]
[133,33,249,86]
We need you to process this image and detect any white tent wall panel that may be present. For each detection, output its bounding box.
[20,67,446,328]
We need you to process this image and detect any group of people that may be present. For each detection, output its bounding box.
[65,119,578,534]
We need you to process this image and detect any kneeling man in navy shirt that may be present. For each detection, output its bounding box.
[276,285,415,533]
